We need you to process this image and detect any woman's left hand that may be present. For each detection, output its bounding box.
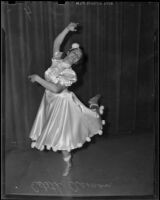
[67,22,79,32]
[28,74,40,83]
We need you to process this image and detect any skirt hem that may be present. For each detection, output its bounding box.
[30,127,104,152]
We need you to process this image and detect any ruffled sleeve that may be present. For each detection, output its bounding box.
[58,68,77,87]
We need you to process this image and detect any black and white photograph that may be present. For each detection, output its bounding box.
[1,1,159,199]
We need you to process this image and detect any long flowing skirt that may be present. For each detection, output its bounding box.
[29,89,104,152]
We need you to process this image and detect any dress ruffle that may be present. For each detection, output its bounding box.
[31,125,105,152]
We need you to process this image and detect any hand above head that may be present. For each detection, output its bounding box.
[67,22,79,32]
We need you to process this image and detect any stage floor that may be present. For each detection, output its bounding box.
[4,132,155,196]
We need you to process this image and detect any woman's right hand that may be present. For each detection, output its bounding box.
[28,74,40,83]
[67,22,79,32]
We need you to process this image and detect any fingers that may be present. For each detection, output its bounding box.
[69,22,79,27]
[29,78,34,83]
[28,75,32,80]
[28,75,34,82]
[67,22,80,32]
[28,74,35,79]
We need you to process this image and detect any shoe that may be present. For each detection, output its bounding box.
[88,94,101,108]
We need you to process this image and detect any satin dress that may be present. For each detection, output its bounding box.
[29,56,105,152]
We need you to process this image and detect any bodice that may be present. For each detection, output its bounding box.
[44,58,77,87]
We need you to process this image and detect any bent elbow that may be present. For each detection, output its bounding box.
[56,85,66,93]
[50,87,62,94]
[55,88,63,93]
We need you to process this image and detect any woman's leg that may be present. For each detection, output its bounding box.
[88,94,101,113]
[62,150,72,176]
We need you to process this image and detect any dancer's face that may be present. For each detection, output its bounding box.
[64,49,81,65]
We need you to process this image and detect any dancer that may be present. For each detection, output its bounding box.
[28,22,105,176]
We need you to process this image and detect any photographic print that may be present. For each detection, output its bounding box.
[1,1,159,199]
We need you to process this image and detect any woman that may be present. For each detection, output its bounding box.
[28,22,105,176]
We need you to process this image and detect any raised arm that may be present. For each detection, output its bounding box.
[53,22,78,56]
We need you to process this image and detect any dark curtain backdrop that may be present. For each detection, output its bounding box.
[1,2,158,148]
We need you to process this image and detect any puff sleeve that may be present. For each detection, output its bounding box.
[58,68,77,87]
